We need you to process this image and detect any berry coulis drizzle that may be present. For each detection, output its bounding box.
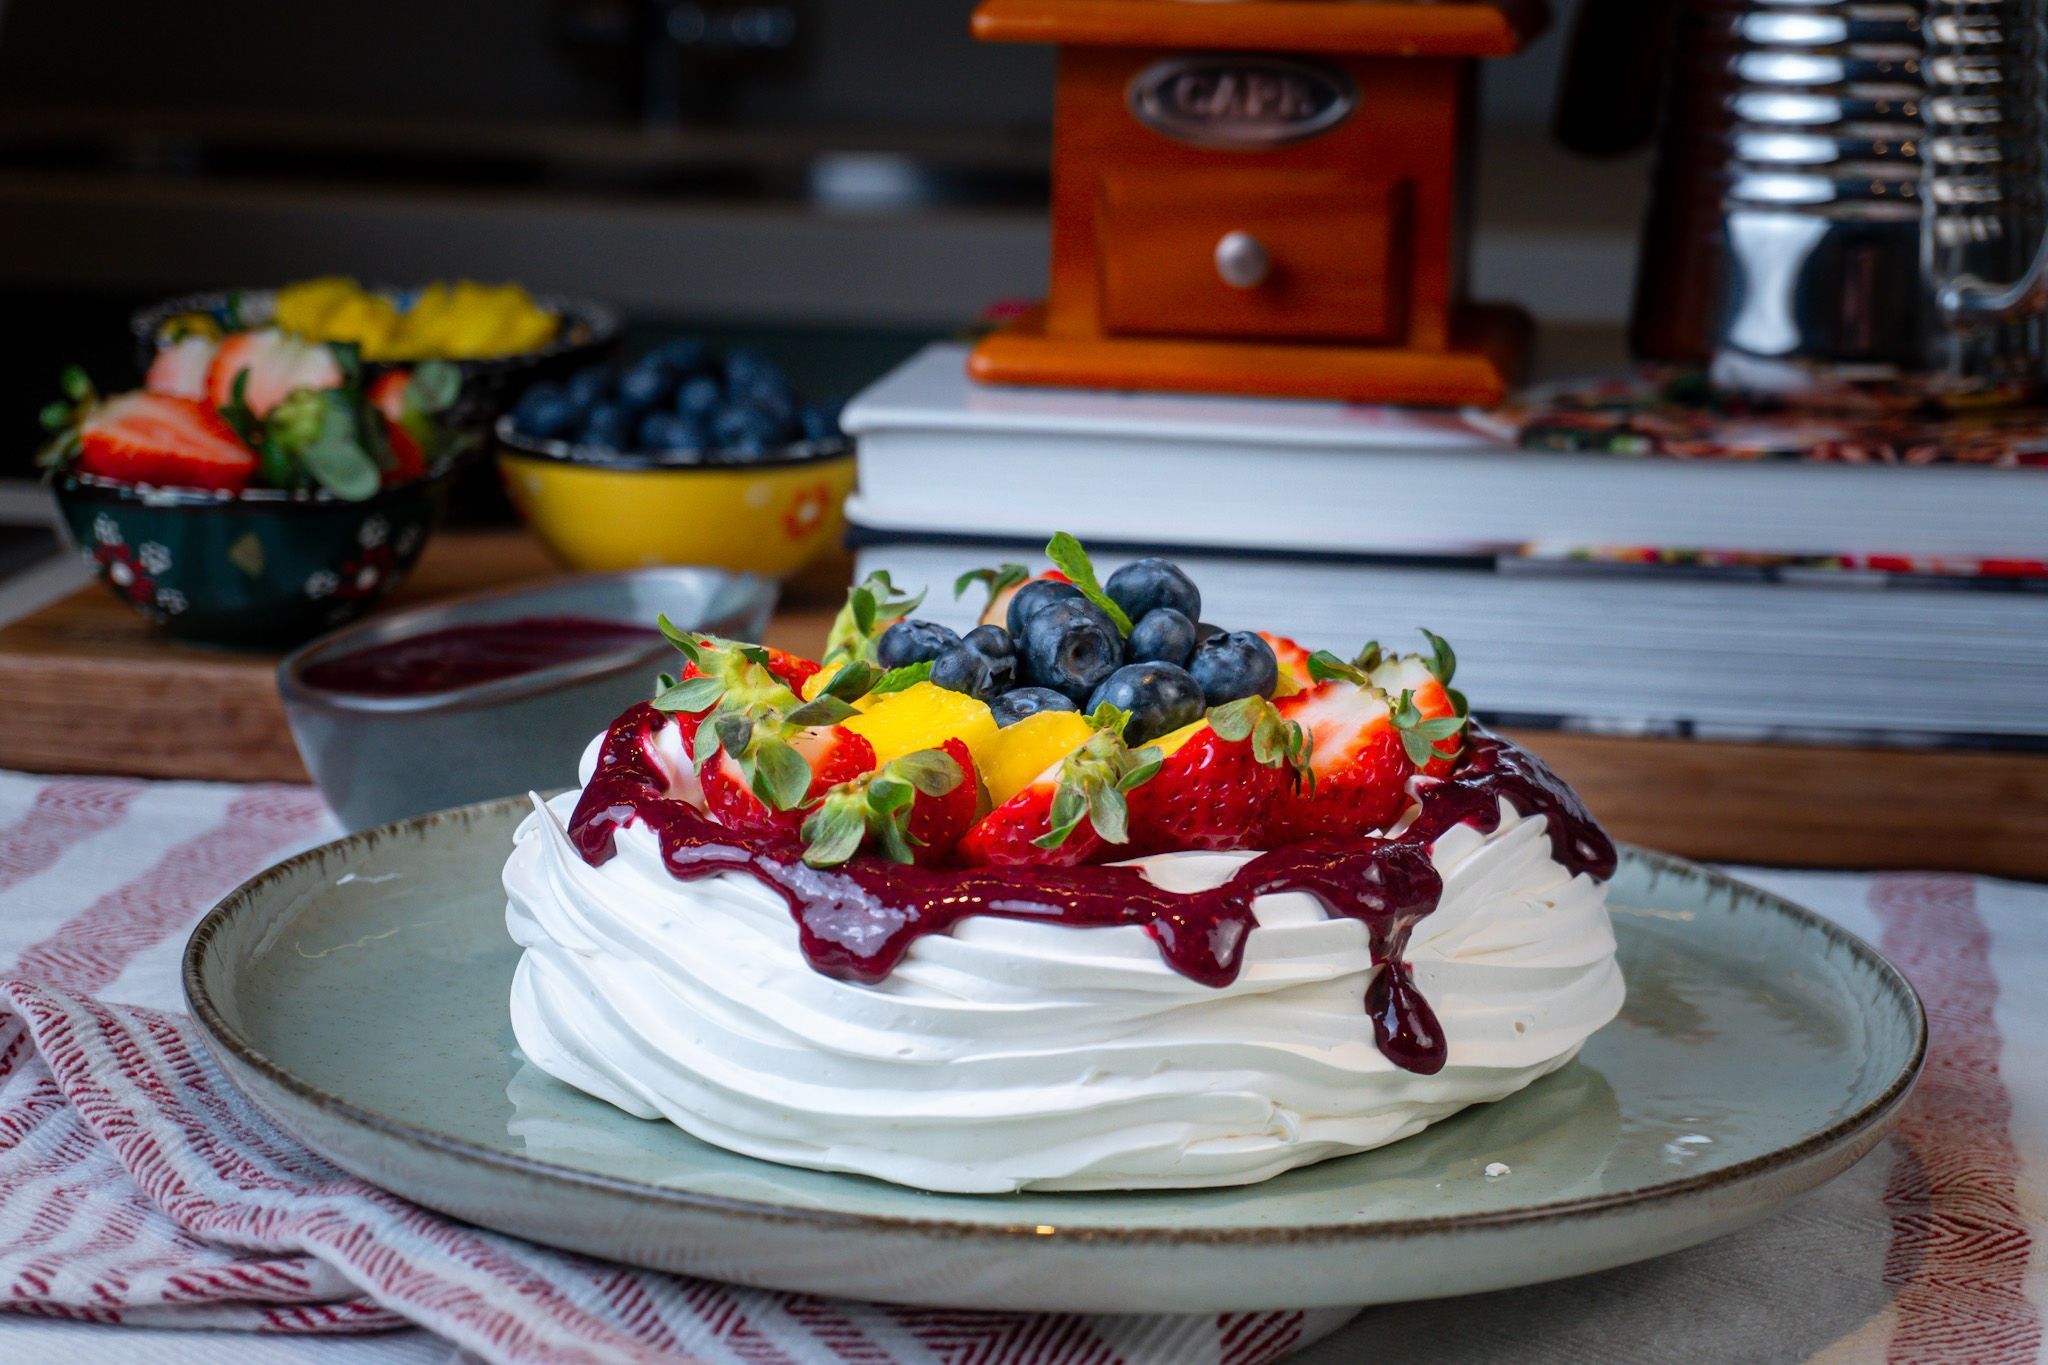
[570,703,1616,1076]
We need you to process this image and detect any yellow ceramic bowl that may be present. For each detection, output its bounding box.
[496,419,855,577]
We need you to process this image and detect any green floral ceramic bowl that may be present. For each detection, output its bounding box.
[50,464,461,647]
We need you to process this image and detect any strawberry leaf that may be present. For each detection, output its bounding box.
[1306,650,1369,686]
[954,562,1029,611]
[784,696,860,728]
[1044,533,1135,636]
[751,735,814,811]
[892,747,964,797]
[655,616,705,664]
[1419,629,1457,686]
[1087,702,1133,736]
[819,659,877,700]
[824,571,925,664]
[654,675,725,713]
[1391,688,1468,767]
[1206,696,1261,742]
[59,365,93,404]
[800,802,867,867]
[1352,640,1385,673]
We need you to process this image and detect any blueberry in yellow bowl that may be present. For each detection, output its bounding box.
[495,342,854,578]
[38,341,474,647]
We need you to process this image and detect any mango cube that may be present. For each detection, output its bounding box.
[842,681,999,768]
[978,710,1096,808]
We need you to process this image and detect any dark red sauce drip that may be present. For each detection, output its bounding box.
[303,616,660,696]
[569,707,1615,1076]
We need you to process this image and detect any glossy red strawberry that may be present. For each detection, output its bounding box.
[1259,631,1314,692]
[761,648,822,695]
[367,369,427,484]
[1264,680,1412,843]
[75,392,258,492]
[802,738,979,867]
[1123,697,1309,855]
[703,725,876,839]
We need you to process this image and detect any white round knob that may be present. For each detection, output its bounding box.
[1214,231,1270,289]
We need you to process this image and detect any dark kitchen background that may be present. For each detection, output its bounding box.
[0,0,1638,476]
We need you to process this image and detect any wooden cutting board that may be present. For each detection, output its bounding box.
[1,529,2043,878]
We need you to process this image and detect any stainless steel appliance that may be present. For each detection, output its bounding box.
[1562,0,2048,405]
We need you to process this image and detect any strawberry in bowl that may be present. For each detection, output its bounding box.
[38,343,476,646]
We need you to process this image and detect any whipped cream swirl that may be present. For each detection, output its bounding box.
[505,721,1624,1193]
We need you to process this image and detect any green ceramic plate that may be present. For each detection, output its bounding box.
[184,799,1923,1313]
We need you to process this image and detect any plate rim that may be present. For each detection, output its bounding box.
[183,795,1927,1248]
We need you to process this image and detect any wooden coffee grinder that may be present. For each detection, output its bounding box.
[967,0,1545,405]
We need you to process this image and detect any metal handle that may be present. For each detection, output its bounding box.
[1940,229,2048,327]
[1214,231,1270,289]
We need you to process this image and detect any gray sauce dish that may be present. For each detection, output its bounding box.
[279,568,776,832]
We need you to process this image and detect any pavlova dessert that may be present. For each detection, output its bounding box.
[505,536,1624,1193]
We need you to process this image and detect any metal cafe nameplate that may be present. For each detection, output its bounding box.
[1127,55,1357,149]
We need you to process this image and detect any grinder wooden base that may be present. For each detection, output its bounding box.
[967,303,1530,406]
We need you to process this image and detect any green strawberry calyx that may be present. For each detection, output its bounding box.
[822,570,925,669]
[650,621,825,812]
[1206,695,1313,787]
[801,747,965,868]
[953,562,1029,614]
[1034,715,1161,851]
[1392,689,1469,768]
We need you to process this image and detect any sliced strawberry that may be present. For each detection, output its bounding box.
[1369,655,1463,778]
[761,648,822,695]
[205,328,345,418]
[1260,631,1314,692]
[957,779,1108,868]
[801,737,978,866]
[76,392,258,492]
[144,336,217,400]
[367,369,426,484]
[1265,680,1412,843]
[956,725,1151,867]
[703,725,877,839]
[1124,711,1300,856]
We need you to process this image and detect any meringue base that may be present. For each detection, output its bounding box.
[504,788,1624,1194]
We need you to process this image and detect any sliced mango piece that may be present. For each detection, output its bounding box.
[978,710,1096,808]
[1149,718,1209,759]
[841,681,998,768]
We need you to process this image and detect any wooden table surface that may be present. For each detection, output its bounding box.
[2,528,2043,879]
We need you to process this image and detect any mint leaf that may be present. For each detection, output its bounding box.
[867,660,934,695]
[1044,533,1134,636]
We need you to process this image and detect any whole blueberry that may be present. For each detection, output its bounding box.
[711,404,783,452]
[651,338,710,375]
[1188,630,1279,706]
[961,623,1017,664]
[723,348,786,391]
[1125,607,1196,667]
[991,686,1079,728]
[580,401,637,451]
[677,374,723,417]
[638,411,704,452]
[617,361,676,411]
[563,366,613,412]
[1020,598,1124,704]
[931,644,1008,702]
[736,376,797,428]
[799,403,843,443]
[875,619,960,670]
[1105,557,1201,625]
[1086,662,1205,745]
[512,382,576,440]
[1005,578,1085,638]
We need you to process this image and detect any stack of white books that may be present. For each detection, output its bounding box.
[840,344,2048,748]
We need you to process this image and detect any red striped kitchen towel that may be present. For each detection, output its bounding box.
[0,773,1351,1363]
[0,770,2043,1363]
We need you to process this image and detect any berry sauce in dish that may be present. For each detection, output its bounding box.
[568,702,1615,1077]
[302,617,660,697]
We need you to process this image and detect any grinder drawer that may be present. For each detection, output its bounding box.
[1095,170,1411,342]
